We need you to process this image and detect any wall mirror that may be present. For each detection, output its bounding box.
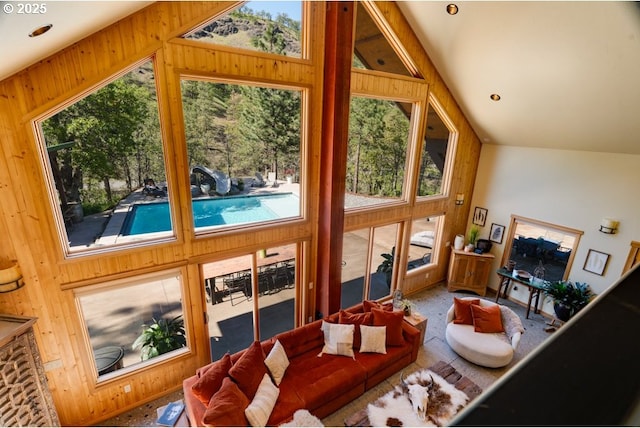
[501,215,583,282]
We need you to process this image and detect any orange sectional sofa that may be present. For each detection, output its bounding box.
[182,301,421,426]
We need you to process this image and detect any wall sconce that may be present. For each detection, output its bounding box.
[0,263,24,293]
[455,193,464,205]
[599,218,619,234]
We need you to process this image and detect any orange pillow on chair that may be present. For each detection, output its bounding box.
[453,297,481,325]
[470,304,504,333]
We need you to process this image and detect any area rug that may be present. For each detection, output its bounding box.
[279,409,324,427]
[344,361,482,427]
[367,369,468,427]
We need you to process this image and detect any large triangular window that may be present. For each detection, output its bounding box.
[353,2,420,78]
[181,1,303,59]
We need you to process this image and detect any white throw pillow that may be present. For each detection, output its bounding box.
[318,321,355,358]
[359,325,387,354]
[264,339,289,386]
[245,373,280,427]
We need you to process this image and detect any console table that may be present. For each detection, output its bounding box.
[495,268,548,319]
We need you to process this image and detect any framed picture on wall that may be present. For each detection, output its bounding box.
[489,223,505,244]
[473,207,488,226]
[583,249,610,276]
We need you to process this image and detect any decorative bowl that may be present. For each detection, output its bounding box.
[515,270,531,280]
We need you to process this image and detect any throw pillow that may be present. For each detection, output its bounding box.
[359,325,387,354]
[470,304,505,333]
[338,310,372,349]
[318,320,355,358]
[453,297,481,325]
[191,353,233,405]
[371,308,405,346]
[264,339,289,386]
[202,377,250,426]
[228,341,267,400]
[363,300,394,313]
[244,373,280,427]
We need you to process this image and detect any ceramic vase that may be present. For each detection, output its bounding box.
[454,234,465,250]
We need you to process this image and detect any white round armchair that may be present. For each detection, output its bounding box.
[445,297,524,368]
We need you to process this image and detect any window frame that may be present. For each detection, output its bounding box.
[31,55,177,259]
[73,267,191,385]
[178,75,309,238]
[414,94,459,203]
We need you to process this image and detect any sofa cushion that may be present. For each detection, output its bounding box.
[372,308,405,346]
[359,325,386,354]
[471,304,504,333]
[363,300,394,312]
[202,377,249,427]
[264,339,289,386]
[453,297,481,325]
[338,310,372,349]
[319,321,355,358]
[191,353,232,405]
[284,348,367,410]
[228,340,267,400]
[245,373,280,427]
[276,320,324,358]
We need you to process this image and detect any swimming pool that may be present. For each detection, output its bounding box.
[121,193,300,236]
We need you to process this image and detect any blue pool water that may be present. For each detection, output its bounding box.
[121,193,300,236]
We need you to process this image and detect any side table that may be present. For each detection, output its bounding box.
[404,311,428,343]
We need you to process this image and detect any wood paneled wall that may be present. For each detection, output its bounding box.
[0,1,481,425]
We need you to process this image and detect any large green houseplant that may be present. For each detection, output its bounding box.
[542,281,594,321]
[132,315,186,361]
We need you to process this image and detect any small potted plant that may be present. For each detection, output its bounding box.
[466,225,480,252]
[542,280,594,321]
[400,299,415,316]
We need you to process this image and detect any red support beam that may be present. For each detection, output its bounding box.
[315,2,355,318]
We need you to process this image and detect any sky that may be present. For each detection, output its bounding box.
[245,1,302,22]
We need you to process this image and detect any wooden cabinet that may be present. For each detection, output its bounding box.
[447,249,495,296]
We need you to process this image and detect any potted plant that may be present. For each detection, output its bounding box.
[400,299,415,316]
[132,315,186,361]
[466,225,480,252]
[376,246,395,286]
[542,281,594,321]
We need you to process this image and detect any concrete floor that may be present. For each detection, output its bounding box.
[95,283,554,426]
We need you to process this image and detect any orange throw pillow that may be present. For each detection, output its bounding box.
[191,353,232,405]
[453,297,481,325]
[228,341,267,400]
[470,304,504,333]
[339,310,372,349]
[202,377,249,426]
[363,300,394,313]
[372,308,405,346]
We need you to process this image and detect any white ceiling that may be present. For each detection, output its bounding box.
[2,1,639,154]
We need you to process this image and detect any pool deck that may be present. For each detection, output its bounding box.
[69,179,301,249]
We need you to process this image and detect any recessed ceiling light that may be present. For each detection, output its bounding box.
[446,4,459,15]
[29,24,53,38]
[490,94,501,101]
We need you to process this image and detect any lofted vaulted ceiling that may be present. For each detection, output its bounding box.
[1,1,639,154]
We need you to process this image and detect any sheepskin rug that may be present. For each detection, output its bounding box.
[367,369,469,427]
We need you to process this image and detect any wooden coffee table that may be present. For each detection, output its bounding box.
[344,361,482,427]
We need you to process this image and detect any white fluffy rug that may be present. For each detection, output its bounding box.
[367,370,469,427]
[279,409,324,427]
